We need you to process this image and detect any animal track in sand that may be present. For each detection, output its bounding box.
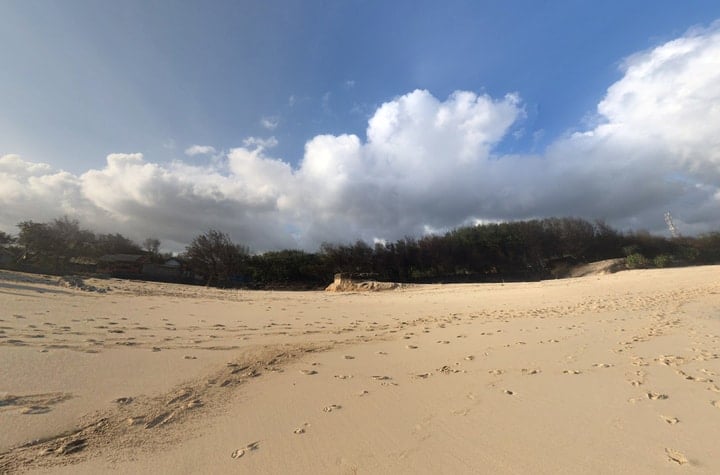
[323,404,342,412]
[406,345,418,349]
[488,369,504,375]
[299,369,318,375]
[521,368,541,375]
[592,363,613,368]
[563,370,582,375]
[711,400,720,409]
[647,392,669,400]
[503,389,516,396]
[660,415,679,424]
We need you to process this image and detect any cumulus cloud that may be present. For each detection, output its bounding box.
[184,145,217,156]
[2,24,720,251]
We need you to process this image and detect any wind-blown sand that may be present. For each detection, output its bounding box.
[1,267,719,474]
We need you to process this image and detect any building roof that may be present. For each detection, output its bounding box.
[98,254,148,263]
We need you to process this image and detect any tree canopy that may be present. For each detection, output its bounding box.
[185,229,248,287]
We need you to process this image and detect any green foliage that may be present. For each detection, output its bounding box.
[11,215,720,288]
[653,254,673,268]
[625,253,649,269]
[16,217,142,272]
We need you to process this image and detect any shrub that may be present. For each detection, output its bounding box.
[625,253,648,269]
[653,254,673,268]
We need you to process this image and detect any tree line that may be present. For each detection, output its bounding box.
[1,216,720,288]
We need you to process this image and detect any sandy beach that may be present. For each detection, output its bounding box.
[1,266,720,474]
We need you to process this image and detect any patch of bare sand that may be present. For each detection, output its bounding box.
[1,267,719,474]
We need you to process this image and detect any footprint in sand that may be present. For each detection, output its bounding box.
[144,411,175,429]
[647,392,669,400]
[660,415,680,424]
[488,369,504,375]
[299,369,318,375]
[126,416,145,426]
[323,404,342,412]
[114,397,133,405]
[464,355,475,361]
[293,424,309,434]
[711,400,720,409]
[504,389,516,396]
[343,355,355,360]
[231,441,260,459]
[563,370,582,375]
[20,406,51,415]
[521,368,541,375]
[593,363,613,368]
[665,448,689,465]
[406,345,418,349]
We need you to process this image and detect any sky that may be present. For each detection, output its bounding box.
[2,1,720,252]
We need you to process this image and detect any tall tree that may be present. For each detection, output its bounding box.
[143,237,161,255]
[185,229,248,287]
[0,230,14,246]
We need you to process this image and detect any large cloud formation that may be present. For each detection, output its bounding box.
[2,24,720,251]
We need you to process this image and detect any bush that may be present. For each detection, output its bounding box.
[625,253,648,269]
[653,254,673,268]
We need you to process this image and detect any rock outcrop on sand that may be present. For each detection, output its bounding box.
[325,273,403,292]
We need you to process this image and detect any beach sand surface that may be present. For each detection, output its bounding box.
[1,267,719,474]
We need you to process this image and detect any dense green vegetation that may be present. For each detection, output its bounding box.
[2,216,720,288]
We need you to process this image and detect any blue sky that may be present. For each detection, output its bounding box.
[2,1,720,250]
[3,0,718,170]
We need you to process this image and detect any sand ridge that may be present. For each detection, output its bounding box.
[1,267,720,473]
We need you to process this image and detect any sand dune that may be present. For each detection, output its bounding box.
[1,267,719,473]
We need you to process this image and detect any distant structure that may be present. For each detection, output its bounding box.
[664,211,680,238]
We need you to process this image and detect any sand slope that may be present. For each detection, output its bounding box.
[1,268,719,473]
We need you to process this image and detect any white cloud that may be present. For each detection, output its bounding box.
[242,136,279,150]
[260,116,279,130]
[184,145,217,156]
[2,24,720,250]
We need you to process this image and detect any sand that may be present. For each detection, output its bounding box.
[1,266,719,474]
